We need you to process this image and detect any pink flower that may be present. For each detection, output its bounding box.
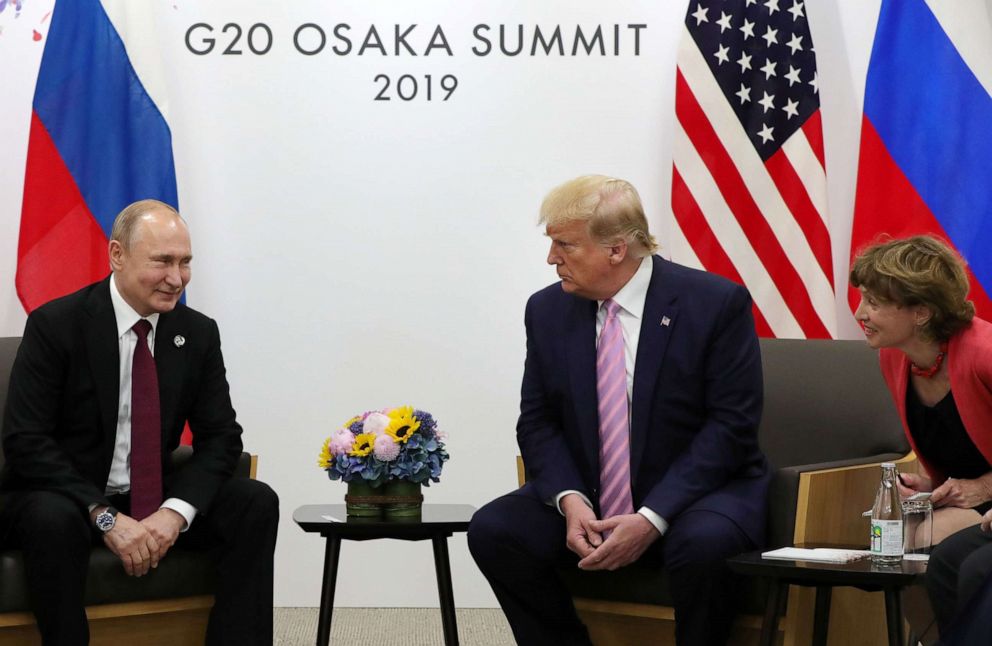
[373,434,400,461]
[328,428,355,456]
[363,412,390,436]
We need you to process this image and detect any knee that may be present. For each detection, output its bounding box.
[14,491,90,552]
[468,500,509,563]
[245,480,280,525]
[664,512,748,572]
[224,478,280,531]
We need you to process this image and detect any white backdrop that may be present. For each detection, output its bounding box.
[0,0,878,607]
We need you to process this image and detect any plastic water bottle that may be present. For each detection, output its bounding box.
[870,462,904,565]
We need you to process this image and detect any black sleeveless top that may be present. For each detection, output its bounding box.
[906,384,992,515]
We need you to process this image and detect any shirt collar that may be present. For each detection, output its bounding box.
[109,275,160,339]
[599,256,653,318]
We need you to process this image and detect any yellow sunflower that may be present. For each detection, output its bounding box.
[317,438,333,468]
[349,432,376,457]
[342,415,361,428]
[385,407,421,444]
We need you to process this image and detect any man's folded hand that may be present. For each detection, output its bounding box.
[578,513,659,571]
[102,513,160,577]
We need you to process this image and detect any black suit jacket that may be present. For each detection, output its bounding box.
[517,256,770,543]
[1,276,243,514]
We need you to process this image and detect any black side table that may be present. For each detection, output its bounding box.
[293,503,475,646]
[728,550,927,646]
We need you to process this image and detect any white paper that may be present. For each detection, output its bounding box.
[761,547,872,563]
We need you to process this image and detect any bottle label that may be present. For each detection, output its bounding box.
[870,519,904,556]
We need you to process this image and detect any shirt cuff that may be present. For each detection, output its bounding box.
[638,506,669,536]
[554,490,593,515]
[161,498,198,532]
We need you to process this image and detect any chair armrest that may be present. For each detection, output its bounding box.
[790,452,917,546]
[169,446,256,479]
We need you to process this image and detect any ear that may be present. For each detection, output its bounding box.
[606,239,629,265]
[108,240,125,272]
[914,304,933,327]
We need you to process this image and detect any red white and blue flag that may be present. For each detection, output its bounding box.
[849,0,992,319]
[16,0,177,313]
[670,0,836,339]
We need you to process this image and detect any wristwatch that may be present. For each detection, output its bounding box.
[94,506,118,533]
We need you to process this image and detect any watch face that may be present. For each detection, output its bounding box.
[96,511,115,532]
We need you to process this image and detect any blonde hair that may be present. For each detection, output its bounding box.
[850,235,975,341]
[539,175,658,257]
[110,199,182,250]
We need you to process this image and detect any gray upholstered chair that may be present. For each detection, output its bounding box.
[0,337,256,643]
[518,338,915,645]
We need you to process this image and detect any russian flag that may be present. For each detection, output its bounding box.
[16,0,178,313]
[848,0,992,318]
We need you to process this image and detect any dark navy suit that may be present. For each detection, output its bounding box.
[469,256,770,645]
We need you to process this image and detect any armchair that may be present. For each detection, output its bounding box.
[0,336,257,645]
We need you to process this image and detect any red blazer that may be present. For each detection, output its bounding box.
[880,317,992,485]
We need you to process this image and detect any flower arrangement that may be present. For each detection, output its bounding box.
[318,406,449,488]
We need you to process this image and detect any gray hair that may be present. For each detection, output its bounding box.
[110,199,182,250]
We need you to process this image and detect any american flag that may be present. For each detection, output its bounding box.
[670,0,836,339]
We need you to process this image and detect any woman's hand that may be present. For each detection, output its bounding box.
[930,473,992,509]
[897,472,933,498]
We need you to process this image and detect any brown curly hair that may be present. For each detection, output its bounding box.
[850,235,975,342]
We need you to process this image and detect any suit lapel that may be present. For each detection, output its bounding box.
[154,308,187,444]
[566,296,600,480]
[84,278,122,453]
[630,257,679,488]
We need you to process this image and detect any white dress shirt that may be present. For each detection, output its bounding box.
[555,256,669,535]
[109,277,197,529]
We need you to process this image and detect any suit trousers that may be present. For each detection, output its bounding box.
[0,477,279,646]
[926,524,992,636]
[468,484,753,646]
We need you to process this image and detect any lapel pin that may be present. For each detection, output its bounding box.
[661,316,671,327]
[173,335,186,348]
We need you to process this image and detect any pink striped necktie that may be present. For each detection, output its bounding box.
[130,319,162,520]
[597,299,634,525]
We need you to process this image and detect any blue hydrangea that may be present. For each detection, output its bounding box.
[324,408,449,488]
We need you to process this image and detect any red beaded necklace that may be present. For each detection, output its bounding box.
[910,342,948,378]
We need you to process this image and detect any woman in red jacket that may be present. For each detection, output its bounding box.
[851,234,992,634]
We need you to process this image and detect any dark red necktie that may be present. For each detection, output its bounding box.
[130,319,162,520]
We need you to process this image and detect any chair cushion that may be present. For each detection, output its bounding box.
[0,547,216,613]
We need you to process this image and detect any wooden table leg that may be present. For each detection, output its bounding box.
[759,580,784,646]
[884,586,905,646]
[432,535,459,646]
[812,586,832,646]
[316,535,342,646]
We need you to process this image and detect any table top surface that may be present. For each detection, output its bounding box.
[727,548,927,588]
[293,504,476,538]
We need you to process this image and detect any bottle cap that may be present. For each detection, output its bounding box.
[881,462,896,468]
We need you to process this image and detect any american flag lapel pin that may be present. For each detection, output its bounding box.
[661,316,671,327]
